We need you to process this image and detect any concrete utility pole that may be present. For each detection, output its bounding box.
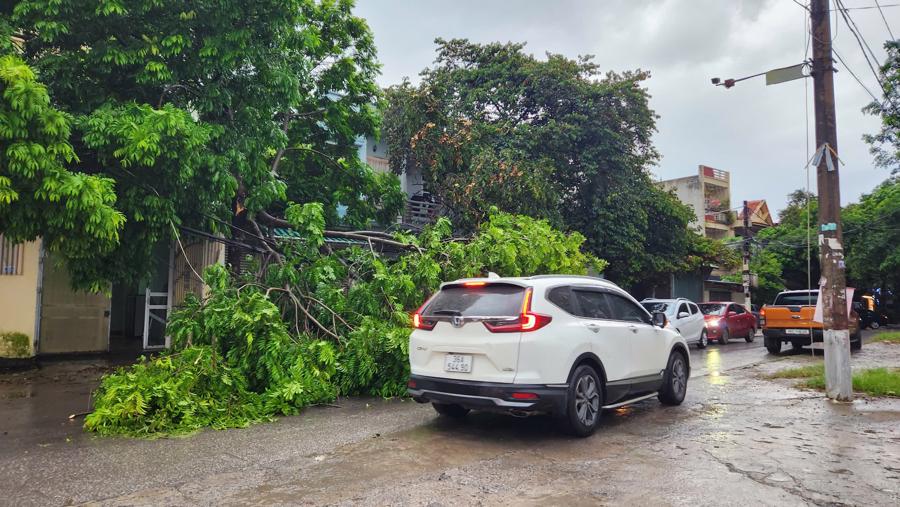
[811,0,852,400]
[742,200,752,310]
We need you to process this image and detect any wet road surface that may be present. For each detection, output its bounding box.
[1,332,898,506]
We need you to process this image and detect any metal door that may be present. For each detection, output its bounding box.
[38,250,110,354]
[142,288,170,349]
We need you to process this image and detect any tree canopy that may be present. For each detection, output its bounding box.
[2,0,402,289]
[383,39,732,289]
[864,40,900,173]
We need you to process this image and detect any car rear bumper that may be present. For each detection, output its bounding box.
[763,328,823,342]
[407,375,567,415]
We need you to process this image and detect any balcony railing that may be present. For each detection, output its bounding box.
[701,165,729,182]
[705,212,733,225]
[366,155,390,173]
[403,198,442,228]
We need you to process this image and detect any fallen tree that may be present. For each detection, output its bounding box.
[84,208,606,436]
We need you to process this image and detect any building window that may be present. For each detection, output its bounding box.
[0,235,24,276]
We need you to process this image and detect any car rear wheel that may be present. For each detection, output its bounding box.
[561,365,603,437]
[697,329,708,349]
[745,327,756,343]
[851,331,863,351]
[432,402,469,418]
[719,327,730,345]
[658,351,688,406]
[765,337,781,354]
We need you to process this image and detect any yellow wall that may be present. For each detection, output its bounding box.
[0,240,40,358]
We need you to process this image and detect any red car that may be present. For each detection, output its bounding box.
[697,302,757,344]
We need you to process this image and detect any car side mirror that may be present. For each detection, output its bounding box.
[652,312,667,328]
[677,311,690,319]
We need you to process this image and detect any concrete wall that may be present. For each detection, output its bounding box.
[0,240,40,358]
[659,175,704,233]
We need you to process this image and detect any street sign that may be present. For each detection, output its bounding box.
[766,63,806,86]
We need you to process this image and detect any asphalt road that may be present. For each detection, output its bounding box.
[1,330,897,506]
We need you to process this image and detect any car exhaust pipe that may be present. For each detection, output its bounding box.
[509,409,533,418]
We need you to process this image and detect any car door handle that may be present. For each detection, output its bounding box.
[584,323,601,333]
[628,325,639,334]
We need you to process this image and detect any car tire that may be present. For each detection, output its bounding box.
[432,402,469,418]
[561,365,603,438]
[870,321,880,330]
[745,327,756,343]
[697,329,708,349]
[765,337,781,355]
[658,351,688,406]
[851,332,862,351]
[719,327,730,345]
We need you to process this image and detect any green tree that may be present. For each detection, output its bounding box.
[384,39,723,289]
[755,190,819,291]
[4,0,400,288]
[0,55,125,290]
[863,40,899,173]
[844,177,900,293]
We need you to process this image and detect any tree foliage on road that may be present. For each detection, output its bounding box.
[3,0,402,288]
[383,39,733,290]
[85,210,604,436]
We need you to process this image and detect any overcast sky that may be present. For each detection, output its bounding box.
[353,0,898,216]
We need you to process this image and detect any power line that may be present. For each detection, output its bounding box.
[834,0,900,111]
[874,0,897,38]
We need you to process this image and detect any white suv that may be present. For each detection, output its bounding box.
[640,298,708,348]
[407,275,690,436]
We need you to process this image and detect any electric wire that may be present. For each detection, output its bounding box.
[874,0,897,39]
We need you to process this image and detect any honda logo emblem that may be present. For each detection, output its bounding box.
[451,316,464,328]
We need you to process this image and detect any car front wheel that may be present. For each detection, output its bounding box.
[658,351,688,406]
[719,327,730,344]
[697,329,708,349]
[562,365,603,437]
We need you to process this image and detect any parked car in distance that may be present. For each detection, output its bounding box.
[762,290,861,354]
[750,304,761,326]
[408,275,691,437]
[697,302,757,344]
[641,298,708,348]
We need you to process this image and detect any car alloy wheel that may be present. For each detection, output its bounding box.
[698,330,708,349]
[671,355,687,398]
[719,327,730,344]
[574,374,600,427]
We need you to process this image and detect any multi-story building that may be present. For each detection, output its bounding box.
[656,165,746,304]
[658,165,735,241]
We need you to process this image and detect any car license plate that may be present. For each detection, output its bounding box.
[444,354,472,373]
[786,328,809,335]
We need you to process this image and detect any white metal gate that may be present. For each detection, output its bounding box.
[142,288,170,350]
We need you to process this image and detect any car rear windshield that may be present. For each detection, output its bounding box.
[641,302,671,315]
[423,284,525,317]
[773,292,818,306]
[698,303,727,316]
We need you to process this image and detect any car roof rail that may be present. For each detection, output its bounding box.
[526,274,620,287]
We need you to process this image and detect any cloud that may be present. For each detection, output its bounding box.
[354,0,896,215]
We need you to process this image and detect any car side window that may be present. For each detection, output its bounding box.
[572,290,612,319]
[606,293,651,324]
[547,286,576,315]
[678,303,689,316]
[732,305,746,314]
[689,303,699,315]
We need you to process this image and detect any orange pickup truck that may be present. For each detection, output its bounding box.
[761,289,862,355]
